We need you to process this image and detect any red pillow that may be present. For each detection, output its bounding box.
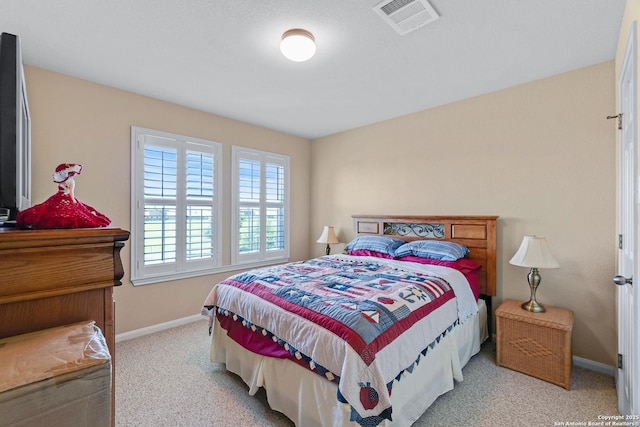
[348,249,395,259]
[396,256,480,272]
[397,256,481,300]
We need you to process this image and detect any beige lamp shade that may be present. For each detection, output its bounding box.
[510,235,559,313]
[509,235,559,269]
[316,226,339,244]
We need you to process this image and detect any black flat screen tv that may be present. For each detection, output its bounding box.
[0,32,31,222]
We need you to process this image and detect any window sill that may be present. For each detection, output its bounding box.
[130,257,290,286]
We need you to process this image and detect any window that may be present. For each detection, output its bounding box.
[131,127,222,285]
[232,146,290,265]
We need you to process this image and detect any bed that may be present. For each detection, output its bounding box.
[203,215,497,427]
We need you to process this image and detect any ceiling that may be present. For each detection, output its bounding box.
[0,0,626,140]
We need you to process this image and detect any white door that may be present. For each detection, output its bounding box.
[617,21,639,416]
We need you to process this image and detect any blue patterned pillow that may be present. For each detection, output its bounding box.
[394,240,469,261]
[345,236,406,257]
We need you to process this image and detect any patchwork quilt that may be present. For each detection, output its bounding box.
[203,255,477,426]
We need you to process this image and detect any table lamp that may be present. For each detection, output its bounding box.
[509,235,560,313]
[317,226,339,255]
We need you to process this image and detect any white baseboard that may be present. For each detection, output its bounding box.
[573,355,616,377]
[115,313,204,343]
[116,317,616,378]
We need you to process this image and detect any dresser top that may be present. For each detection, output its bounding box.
[0,227,129,249]
[496,299,573,329]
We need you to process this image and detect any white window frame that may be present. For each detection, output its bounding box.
[130,126,223,285]
[231,146,290,266]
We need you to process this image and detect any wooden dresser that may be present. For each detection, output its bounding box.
[0,227,130,423]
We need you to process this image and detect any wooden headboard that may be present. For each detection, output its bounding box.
[352,215,498,297]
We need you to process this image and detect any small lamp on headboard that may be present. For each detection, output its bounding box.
[509,235,560,313]
[317,226,340,255]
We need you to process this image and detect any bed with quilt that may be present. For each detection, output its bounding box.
[202,215,497,427]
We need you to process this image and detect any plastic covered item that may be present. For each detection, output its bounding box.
[0,321,112,426]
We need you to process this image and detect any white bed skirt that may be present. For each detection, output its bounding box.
[211,299,488,427]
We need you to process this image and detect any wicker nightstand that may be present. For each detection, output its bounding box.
[496,299,573,389]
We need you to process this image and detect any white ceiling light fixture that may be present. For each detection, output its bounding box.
[280,29,316,62]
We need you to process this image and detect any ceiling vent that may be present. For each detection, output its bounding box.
[373,0,440,35]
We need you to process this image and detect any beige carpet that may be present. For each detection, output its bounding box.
[115,319,618,427]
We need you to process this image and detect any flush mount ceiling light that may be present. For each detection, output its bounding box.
[280,29,316,62]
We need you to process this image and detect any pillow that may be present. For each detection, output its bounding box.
[344,236,406,257]
[348,249,395,259]
[396,256,480,273]
[394,240,469,261]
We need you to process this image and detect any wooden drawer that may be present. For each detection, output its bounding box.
[0,243,116,303]
[0,228,128,304]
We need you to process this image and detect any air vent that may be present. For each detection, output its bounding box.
[373,0,439,35]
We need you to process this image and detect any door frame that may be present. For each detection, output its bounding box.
[617,20,639,416]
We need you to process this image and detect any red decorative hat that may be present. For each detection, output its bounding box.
[53,163,83,183]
